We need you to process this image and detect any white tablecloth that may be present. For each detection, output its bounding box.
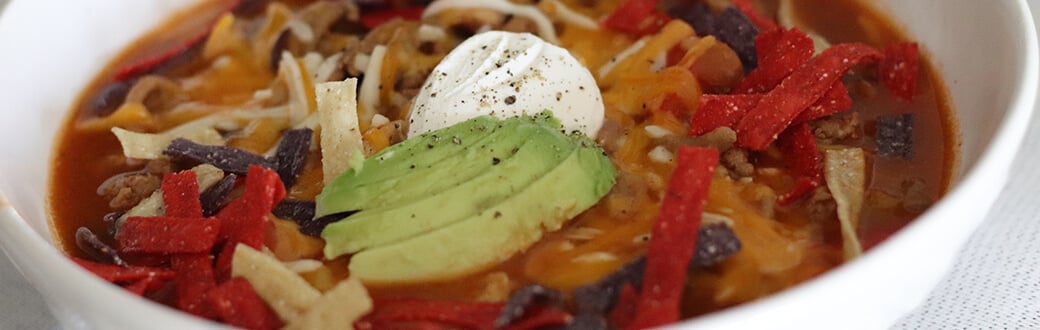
[1,1,1038,329]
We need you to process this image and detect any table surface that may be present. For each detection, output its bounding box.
[2,1,1039,329]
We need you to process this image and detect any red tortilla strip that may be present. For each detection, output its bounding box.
[732,0,778,31]
[362,298,503,329]
[214,165,286,280]
[689,94,759,136]
[775,123,823,205]
[113,30,209,81]
[171,254,217,318]
[162,170,203,218]
[501,307,572,330]
[360,6,425,30]
[122,274,169,296]
[735,43,883,150]
[733,27,815,94]
[602,0,671,37]
[72,257,175,283]
[879,42,920,102]
[206,278,284,330]
[610,283,639,329]
[117,217,220,254]
[629,146,718,329]
[792,81,852,124]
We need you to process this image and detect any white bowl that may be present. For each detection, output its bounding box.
[0,0,1035,329]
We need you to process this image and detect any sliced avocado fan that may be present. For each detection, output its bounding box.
[316,111,616,284]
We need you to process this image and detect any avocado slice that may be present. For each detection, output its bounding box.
[321,119,576,257]
[347,138,616,284]
[316,114,557,217]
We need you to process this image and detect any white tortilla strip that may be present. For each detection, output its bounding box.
[316,79,364,184]
[824,148,866,260]
[231,244,322,323]
[285,277,373,330]
[115,164,224,231]
[111,105,289,160]
[112,127,224,160]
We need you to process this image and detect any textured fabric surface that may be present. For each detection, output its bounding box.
[0,1,1038,329]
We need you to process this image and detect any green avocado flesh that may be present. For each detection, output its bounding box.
[316,112,616,284]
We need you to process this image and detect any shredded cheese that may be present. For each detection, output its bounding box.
[423,0,560,44]
[314,53,343,83]
[278,51,312,125]
[417,24,447,42]
[358,45,387,127]
[546,0,599,30]
[598,37,649,79]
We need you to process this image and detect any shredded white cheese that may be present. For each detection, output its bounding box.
[546,0,599,30]
[648,145,674,164]
[353,53,370,73]
[314,53,343,83]
[644,125,673,138]
[572,252,619,263]
[423,0,560,44]
[417,24,447,42]
[370,114,390,128]
[278,51,313,125]
[599,37,649,78]
[286,18,316,43]
[565,227,604,241]
[302,52,325,76]
[358,45,387,127]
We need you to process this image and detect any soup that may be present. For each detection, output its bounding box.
[49,0,957,328]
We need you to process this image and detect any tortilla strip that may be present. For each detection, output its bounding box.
[285,277,373,330]
[112,127,224,160]
[231,244,322,323]
[824,148,866,260]
[316,78,364,184]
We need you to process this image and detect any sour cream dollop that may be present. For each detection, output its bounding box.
[407,31,604,138]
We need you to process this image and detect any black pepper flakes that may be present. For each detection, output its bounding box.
[492,157,501,165]
[504,95,517,105]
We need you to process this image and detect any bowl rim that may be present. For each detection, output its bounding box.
[0,0,1037,329]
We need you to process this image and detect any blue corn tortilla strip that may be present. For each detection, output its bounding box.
[272,199,317,224]
[876,113,914,158]
[563,313,610,330]
[494,284,564,328]
[272,199,356,236]
[200,174,238,217]
[714,7,760,70]
[88,80,132,118]
[273,128,313,188]
[572,258,646,315]
[75,227,126,266]
[163,138,275,175]
[571,223,741,315]
[671,3,759,70]
[688,222,743,269]
[667,2,717,37]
